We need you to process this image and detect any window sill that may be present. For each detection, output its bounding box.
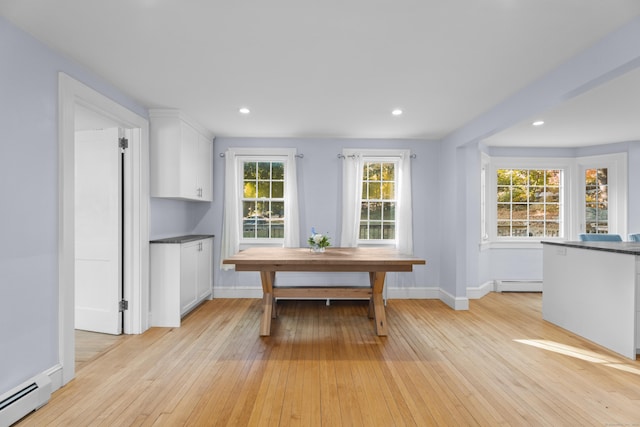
[480,238,566,250]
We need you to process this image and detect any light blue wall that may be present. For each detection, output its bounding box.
[2,8,640,402]
[203,137,440,292]
[440,16,640,295]
[0,16,146,394]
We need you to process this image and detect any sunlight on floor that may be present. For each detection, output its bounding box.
[515,339,640,376]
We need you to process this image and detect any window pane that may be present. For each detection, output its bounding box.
[368,222,382,239]
[597,168,608,186]
[545,187,559,202]
[270,219,284,238]
[584,168,608,235]
[272,181,283,198]
[366,163,381,180]
[369,202,382,220]
[497,170,512,185]
[383,222,395,239]
[257,181,270,198]
[497,204,510,220]
[383,202,396,220]
[512,221,528,236]
[368,182,381,199]
[272,162,284,180]
[360,202,369,220]
[546,204,559,220]
[512,204,528,220]
[382,163,395,180]
[244,162,256,179]
[512,170,527,185]
[512,186,528,202]
[530,203,545,220]
[258,162,270,179]
[359,224,368,239]
[529,222,545,237]
[497,187,511,202]
[382,182,395,199]
[529,170,545,185]
[243,181,256,198]
[497,221,511,236]
[271,201,284,218]
[546,170,560,186]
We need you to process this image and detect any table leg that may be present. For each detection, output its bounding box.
[259,270,276,336]
[370,271,388,336]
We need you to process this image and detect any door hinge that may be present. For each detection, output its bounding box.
[119,299,129,311]
[119,137,128,150]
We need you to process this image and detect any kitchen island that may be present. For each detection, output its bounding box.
[542,241,640,359]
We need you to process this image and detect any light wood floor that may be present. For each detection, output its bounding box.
[75,329,125,372]
[17,293,640,426]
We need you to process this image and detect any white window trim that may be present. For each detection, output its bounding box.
[340,148,414,254]
[220,147,300,270]
[574,152,627,239]
[238,155,286,246]
[484,157,572,249]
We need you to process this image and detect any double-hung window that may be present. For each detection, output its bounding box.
[241,160,285,240]
[483,153,627,243]
[496,168,562,238]
[220,148,300,269]
[360,161,397,241]
[341,149,414,254]
[577,153,627,237]
[484,158,569,243]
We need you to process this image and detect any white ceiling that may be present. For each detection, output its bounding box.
[2,0,640,146]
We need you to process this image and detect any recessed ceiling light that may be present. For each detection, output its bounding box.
[239,107,251,115]
[391,109,403,116]
[532,120,544,126]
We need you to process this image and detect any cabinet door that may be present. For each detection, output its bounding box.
[180,122,200,200]
[180,241,199,314]
[198,134,213,201]
[196,238,213,299]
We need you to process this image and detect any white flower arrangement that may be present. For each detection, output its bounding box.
[308,227,331,249]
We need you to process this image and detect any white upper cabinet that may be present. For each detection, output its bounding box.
[150,109,214,201]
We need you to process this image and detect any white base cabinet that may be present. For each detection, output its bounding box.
[150,235,213,327]
[150,109,214,201]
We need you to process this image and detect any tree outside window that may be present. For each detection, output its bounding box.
[242,161,285,239]
[584,168,608,234]
[360,161,396,240]
[496,169,562,238]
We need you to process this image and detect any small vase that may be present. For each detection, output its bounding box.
[311,246,325,253]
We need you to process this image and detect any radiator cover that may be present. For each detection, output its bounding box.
[0,374,51,427]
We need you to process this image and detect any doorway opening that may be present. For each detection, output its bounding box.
[58,73,150,388]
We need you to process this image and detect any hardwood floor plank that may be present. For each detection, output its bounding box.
[16,293,640,426]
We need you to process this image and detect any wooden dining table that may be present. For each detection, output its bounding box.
[222,247,426,336]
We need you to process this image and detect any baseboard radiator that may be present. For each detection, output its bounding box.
[495,280,543,292]
[0,374,51,427]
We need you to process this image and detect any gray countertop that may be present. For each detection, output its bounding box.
[150,234,214,244]
[542,240,640,255]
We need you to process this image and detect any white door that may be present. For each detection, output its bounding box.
[75,128,122,335]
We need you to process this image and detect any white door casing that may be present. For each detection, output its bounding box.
[58,73,149,389]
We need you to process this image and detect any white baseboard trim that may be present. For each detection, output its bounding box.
[45,364,63,393]
[439,288,470,310]
[467,281,494,299]
[211,285,473,310]
[212,286,262,299]
[386,286,440,299]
